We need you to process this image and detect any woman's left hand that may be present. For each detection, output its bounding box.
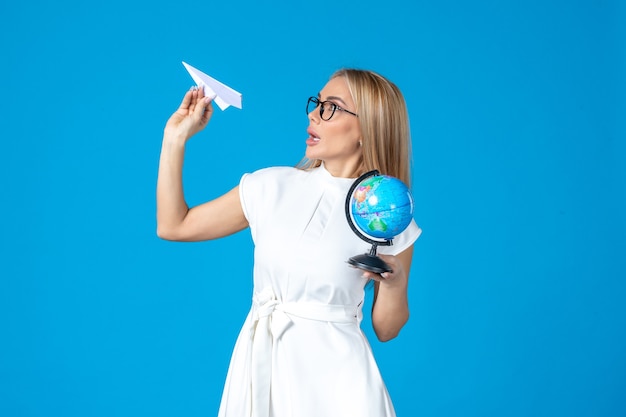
[360,254,407,286]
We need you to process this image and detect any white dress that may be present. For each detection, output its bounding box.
[217,164,422,417]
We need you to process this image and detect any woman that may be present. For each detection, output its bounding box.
[157,69,421,417]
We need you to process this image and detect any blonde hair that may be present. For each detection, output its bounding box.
[297,69,412,187]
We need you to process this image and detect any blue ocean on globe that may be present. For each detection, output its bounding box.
[350,175,414,240]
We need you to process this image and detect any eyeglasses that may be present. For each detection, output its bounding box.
[306,97,358,121]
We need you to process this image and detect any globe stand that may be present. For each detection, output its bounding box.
[347,242,393,274]
[345,170,394,274]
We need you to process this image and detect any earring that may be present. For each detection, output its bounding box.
[359,141,362,147]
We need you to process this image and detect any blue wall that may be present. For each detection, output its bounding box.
[1,1,624,416]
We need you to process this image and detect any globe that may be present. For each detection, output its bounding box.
[344,171,414,273]
[349,174,414,241]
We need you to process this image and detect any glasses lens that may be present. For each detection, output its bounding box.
[320,101,336,120]
[306,97,336,120]
[306,97,319,115]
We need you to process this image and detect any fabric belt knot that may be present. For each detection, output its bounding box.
[251,287,293,342]
[249,288,290,417]
[248,287,359,417]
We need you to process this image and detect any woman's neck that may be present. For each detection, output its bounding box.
[322,159,361,179]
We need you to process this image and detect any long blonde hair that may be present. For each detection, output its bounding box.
[297,69,412,187]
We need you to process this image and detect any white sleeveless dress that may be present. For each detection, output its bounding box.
[217,164,422,417]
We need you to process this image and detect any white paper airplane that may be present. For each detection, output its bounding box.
[182,61,242,110]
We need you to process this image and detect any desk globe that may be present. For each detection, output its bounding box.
[345,170,414,274]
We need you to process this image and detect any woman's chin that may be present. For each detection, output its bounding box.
[305,148,320,160]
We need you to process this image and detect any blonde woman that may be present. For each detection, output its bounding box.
[157,69,421,417]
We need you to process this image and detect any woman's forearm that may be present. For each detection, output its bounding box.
[156,134,189,239]
[371,277,410,341]
[370,246,414,341]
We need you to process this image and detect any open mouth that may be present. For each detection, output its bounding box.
[307,128,320,142]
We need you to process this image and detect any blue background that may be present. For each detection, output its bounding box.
[1,1,625,416]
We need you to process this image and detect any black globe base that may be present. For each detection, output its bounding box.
[348,254,392,274]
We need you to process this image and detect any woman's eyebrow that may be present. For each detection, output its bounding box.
[319,93,348,106]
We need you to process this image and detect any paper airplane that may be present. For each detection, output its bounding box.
[182,61,242,110]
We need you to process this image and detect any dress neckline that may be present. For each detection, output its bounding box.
[314,163,357,188]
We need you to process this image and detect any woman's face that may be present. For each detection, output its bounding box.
[305,76,362,178]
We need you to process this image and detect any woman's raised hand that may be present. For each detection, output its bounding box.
[164,87,214,143]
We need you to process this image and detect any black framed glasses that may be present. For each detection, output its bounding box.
[306,97,358,121]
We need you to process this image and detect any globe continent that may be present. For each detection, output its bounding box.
[350,175,414,240]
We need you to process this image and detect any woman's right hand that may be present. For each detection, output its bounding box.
[163,87,214,143]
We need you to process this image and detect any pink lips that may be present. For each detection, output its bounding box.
[306,128,320,146]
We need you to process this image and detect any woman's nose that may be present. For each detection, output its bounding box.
[308,108,320,123]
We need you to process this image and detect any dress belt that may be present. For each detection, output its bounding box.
[249,287,359,417]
